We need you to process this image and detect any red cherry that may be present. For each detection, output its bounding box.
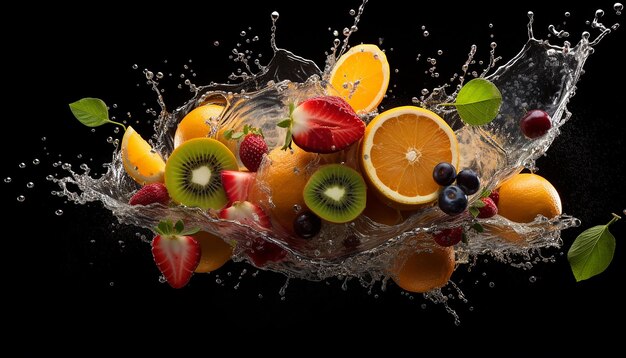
[520,109,552,139]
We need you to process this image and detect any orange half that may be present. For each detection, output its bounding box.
[121,126,166,185]
[328,44,390,113]
[360,106,459,208]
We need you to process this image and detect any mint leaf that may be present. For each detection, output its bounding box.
[453,78,502,126]
[568,214,620,282]
[69,98,126,130]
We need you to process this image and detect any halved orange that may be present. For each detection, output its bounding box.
[360,106,459,209]
[328,44,390,113]
[174,104,224,148]
[121,126,166,185]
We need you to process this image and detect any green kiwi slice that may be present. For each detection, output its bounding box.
[165,138,238,210]
[303,164,367,223]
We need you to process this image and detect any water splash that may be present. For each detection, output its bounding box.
[53,6,618,289]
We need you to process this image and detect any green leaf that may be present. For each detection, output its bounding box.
[473,200,486,208]
[174,220,184,233]
[223,129,234,140]
[277,119,291,128]
[479,189,491,198]
[69,98,126,130]
[469,207,480,218]
[453,78,502,126]
[156,220,171,235]
[568,214,619,282]
[230,132,244,140]
[471,222,484,233]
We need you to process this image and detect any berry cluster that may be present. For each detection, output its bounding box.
[433,162,480,215]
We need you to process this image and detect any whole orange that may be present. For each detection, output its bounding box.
[193,231,233,273]
[248,146,319,235]
[497,173,562,223]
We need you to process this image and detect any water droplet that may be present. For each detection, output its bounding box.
[4,177,11,183]
[18,163,26,169]
[132,64,138,69]
[156,72,164,79]
[469,306,474,311]
[271,11,279,20]
[41,136,47,141]
[17,195,25,202]
[394,68,399,73]
[565,11,571,17]
[437,49,443,55]
[488,281,495,288]
[213,40,220,46]
[420,303,427,309]
[293,204,301,213]
[529,276,537,283]
[240,30,246,37]
[350,25,358,33]
[490,41,497,49]
[333,30,339,37]
[258,293,263,299]
[489,23,494,28]
[145,70,154,80]
[423,30,429,37]
[343,27,350,36]
[26,182,34,189]
[349,9,356,16]
[109,281,115,287]
[55,209,63,216]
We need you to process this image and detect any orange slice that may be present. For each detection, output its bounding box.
[328,44,390,113]
[360,106,459,209]
[174,104,224,148]
[121,126,166,185]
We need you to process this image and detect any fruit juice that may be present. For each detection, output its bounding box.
[15,1,622,312]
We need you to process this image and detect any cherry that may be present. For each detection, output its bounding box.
[520,109,552,139]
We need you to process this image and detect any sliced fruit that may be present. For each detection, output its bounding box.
[303,164,367,223]
[165,138,238,210]
[221,170,255,204]
[390,235,455,293]
[497,173,562,223]
[129,182,170,206]
[219,201,271,229]
[151,220,201,289]
[193,231,233,273]
[248,145,319,234]
[174,104,224,148]
[360,106,459,209]
[281,96,365,154]
[121,126,166,185]
[328,44,390,113]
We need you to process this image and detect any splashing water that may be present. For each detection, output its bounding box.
[52,4,619,290]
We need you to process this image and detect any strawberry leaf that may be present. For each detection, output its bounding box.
[469,207,480,218]
[471,222,484,233]
[174,220,184,234]
[568,214,620,282]
[479,189,491,198]
[277,119,291,128]
[223,129,234,140]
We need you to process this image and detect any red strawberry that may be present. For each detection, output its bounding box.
[219,201,271,229]
[488,190,499,206]
[240,134,268,172]
[245,238,287,267]
[433,227,463,247]
[129,182,170,206]
[477,197,498,218]
[151,220,200,289]
[279,96,365,153]
[221,170,255,203]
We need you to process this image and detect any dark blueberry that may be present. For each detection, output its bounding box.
[456,169,480,195]
[433,162,457,186]
[438,185,468,215]
[520,109,552,139]
[294,211,322,239]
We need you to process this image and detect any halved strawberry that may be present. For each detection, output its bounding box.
[221,170,255,203]
[219,200,271,229]
[129,182,170,206]
[278,96,365,153]
[151,220,200,289]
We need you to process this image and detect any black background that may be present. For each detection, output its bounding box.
[4,1,625,357]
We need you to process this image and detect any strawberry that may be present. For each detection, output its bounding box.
[477,197,498,218]
[151,220,200,289]
[129,182,170,206]
[224,125,268,172]
[433,227,463,247]
[278,96,365,153]
[221,170,255,203]
[219,200,271,229]
[488,190,499,206]
[239,134,268,172]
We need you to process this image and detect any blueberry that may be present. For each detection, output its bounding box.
[456,169,480,195]
[438,185,468,215]
[520,109,552,139]
[294,211,322,239]
[433,162,457,186]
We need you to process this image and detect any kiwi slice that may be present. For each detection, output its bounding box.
[165,138,238,210]
[303,164,367,223]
